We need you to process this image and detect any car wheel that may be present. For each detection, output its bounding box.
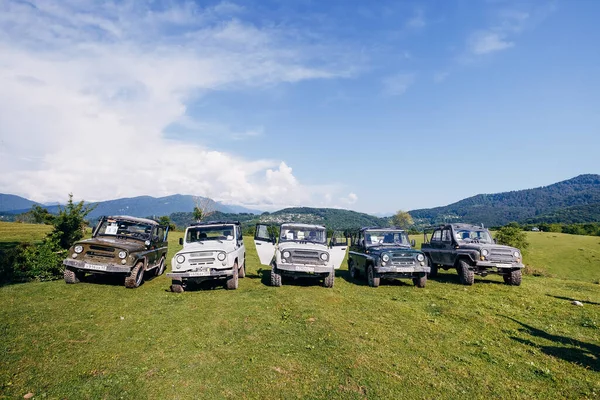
[270,263,282,287]
[367,264,380,288]
[64,267,80,284]
[154,256,165,276]
[239,259,246,278]
[458,260,474,286]
[349,260,359,280]
[503,269,522,286]
[412,273,427,288]
[226,262,239,290]
[426,256,437,278]
[323,270,334,288]
[125,261,145,288]
[171,279,184,293]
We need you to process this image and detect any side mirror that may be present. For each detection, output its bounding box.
[179,238,183,245]
[411,239,416,247]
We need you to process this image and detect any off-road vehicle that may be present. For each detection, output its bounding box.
[63,215,169,288]
[421,223,524,286]
[254,223,347,288]
[347,227,429,287]
[167,221,246,292]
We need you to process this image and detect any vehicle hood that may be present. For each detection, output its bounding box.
[179,241,236,254]
[367,246,421,255]
[277,241,328,252]
[75,237,146,252]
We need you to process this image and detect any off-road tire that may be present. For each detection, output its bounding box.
[427,256,438,278]
[367,264,380,288]
[503,269,522,286]
[271,264,282,287]
[458,259,475,286]
[323,270,335,288]
[125,261,145,288]
[171,279,184,293]
[239,259,246,279]
[413,273,427,288]
[64,267,81,284]
[349,259,359,280]
[226,262,239,290]
[154,256,166,276]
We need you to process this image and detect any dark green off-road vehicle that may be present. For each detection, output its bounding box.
[62,215,169,288]
[420,223,524,286]
[347,227,430,288]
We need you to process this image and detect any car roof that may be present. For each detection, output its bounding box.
[107,215,159,226]
[438,223,487,230]
[360,226,406,232]
[190,220,240,226]
[280,223,326,230]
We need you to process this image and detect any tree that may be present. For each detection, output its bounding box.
[31,205,54,225]
[392,210,414,230]
[193,196,216,222]
[158,215,177,231]
[495,222,529,252]
[47,194,96,250]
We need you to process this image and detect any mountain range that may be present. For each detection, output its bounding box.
[1,174,599,228]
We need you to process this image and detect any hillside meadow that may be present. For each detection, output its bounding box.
[0,222,599,399]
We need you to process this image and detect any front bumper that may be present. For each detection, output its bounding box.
[276,263,332,274]
[376,265,430,274]
[63,259,132,273]
[167,268,233,280]
[474,261,524,269]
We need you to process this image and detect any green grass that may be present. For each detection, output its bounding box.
[0,221,51,251]
[0,225,599,399]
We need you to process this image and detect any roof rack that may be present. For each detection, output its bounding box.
[190,220,240,226]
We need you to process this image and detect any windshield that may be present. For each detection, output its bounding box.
[96,218,152,240]
[454,229,493,243]
[365,230,410,246]
[187,225,234,243]
[280,226,326,244]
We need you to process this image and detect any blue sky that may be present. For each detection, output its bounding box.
[0,0,598,214]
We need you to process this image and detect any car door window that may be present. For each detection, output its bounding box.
[432,230,442,242]
[442,229,452,243]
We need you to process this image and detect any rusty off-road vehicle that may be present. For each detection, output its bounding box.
[421,223,524,286]
[62,215,169,288]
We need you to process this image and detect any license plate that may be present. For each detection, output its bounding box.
[496,263,512,268]
[188,270,210,276]
[295,266,314,272]
[394,267,414,273]
[84,263,107,271]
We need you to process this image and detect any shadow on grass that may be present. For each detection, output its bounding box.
[338,268,419,287]
[547,294,600,306]
[503,316,600,372]
[428,270,506,286]
[177,278,230,292]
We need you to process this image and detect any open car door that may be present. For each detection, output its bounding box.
[328,231,349,270]
[254,224,276,266]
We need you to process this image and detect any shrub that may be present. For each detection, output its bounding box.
[495,222,530,252]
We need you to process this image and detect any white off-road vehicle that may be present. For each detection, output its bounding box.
[167,221,246,292]
[254,223,348,288]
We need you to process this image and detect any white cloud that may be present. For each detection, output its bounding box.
[469,31,514,54]
[340,193,358,205]
[382,73,416,96]
[406,9,426,29]
[0,0,357,209]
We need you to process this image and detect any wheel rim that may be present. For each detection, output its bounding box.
[368,266,373,284]
[136,266,144,285]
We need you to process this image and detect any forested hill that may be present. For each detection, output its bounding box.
[410,174,600,227]
[169,207,387,231]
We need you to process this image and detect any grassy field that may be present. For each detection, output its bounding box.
[0,224,599,399]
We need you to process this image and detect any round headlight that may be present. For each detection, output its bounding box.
[514,251,520,258]
[176,255,185,264]
[217,252,226,261]
[382,254,390,262]
[118,251,127,259]
[320,252,329,261]
[417,254,425,262]
[282,251,291,259]
[74,245,83,254]
[481,249,489,257]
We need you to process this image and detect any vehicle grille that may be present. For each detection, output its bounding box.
[488,248,514,262]
[85,245,115,259]
[287,249,325,265]
[189,257,215,266]
[391,252,416,266]
[190,252,213,258]
[86,251,115,259]
[90,245,115,252]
